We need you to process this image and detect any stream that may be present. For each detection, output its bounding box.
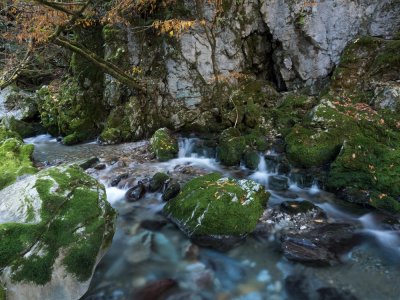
[25,135,400,300]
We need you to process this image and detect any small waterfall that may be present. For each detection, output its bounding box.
[309,182,320,195]
[178,138,197,158]
[258,155,267,172]
[249,154,272,186]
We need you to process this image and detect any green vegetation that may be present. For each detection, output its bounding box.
[281,36,400,213]
[0,165,116,285]
[164,173,269,235]
[150,128,179,161]
[0,127,36,190]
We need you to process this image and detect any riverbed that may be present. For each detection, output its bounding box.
[25,135,400,300]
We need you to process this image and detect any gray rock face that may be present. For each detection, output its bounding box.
[102,0,399,136]
[0,165,116,300]
[260,0,400,90]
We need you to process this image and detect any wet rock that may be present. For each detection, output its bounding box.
[285,273,358,300]
[149,172,169,192]
[132,278,177,300]
[183,243,200,261]
[125,231,179,264]
[317,287,358,300]
[200,250,246,290]
[256,206,327,240]
[280,200,322,215]
[284,274,313,300]
[243,150,260,170]
[277,158,291,175]
[162,180,181,201]
[110,173,129,187]
[125,182,146,202]
[338,188,370,205]
[93,163,106,170]
[268,175,289,191]
[78,156,99,170]
[140,219,168,231]
[281,223,361,266]
[290,171,314,188]
[191,235,246,252]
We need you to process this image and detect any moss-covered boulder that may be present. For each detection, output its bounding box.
[150,128,179,161]
[0,164,116,300]
[217,128,246,166]
[0,127,36,190]
[163,173,269,238]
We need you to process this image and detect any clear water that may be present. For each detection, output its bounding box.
[25,136,400,300]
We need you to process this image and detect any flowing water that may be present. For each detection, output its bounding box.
[24,135,400,300]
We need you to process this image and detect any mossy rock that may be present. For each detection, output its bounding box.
[163,173,269,236]
[217,127,246,166]
[150,128,179,161]
[149,172,170,192]
[0,165,116,300]
[285,125,342,168]
[243,149,260,170]
[0,127,36,190]
[2,116,44,139]
[243,128,268,152]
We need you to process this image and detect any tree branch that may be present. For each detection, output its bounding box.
[53,36,145,92]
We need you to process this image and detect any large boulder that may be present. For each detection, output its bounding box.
[0,165,116,300]
[150,128,179,161]
[163,173,269,248]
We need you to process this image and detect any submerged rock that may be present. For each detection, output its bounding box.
[0,164,116,300]
[268,175,289,191]
[162,180,181,201]
[150,128,179,161]
[132,278,177,300]
[281,223,360,266]
[125,182,146,202]
[163,173,269,250]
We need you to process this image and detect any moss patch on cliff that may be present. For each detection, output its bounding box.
[164,173,269,236]
[0,165,116,285]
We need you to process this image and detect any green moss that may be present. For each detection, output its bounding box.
[0,284,5,300]
[243,150,260,170]
[285,125,342,168]
[164,173,269,235]
[243,128,268,151]
[0,128,36,190]
[217,127,246,166]
[0,165,116,285]
[150,128,179,161]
